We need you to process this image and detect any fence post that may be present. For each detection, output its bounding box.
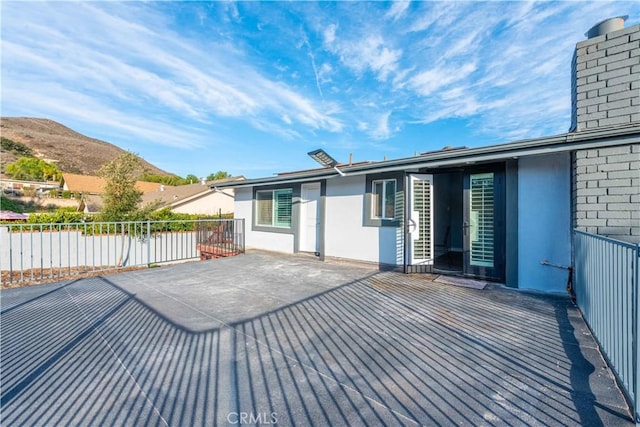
[147,220,151,266]
[241,219,245,253]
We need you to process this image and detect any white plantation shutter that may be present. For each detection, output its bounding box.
[274,189,292,227]
[469,173,494,267]
[412,178,432,261]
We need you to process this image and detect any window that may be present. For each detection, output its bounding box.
[364,173,402,227]
[256,189,292,228]
[372,179,396,220]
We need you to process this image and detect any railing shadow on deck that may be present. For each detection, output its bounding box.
[0,268,631,426]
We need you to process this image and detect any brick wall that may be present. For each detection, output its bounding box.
[571,24,640,131]
[572,144,640,243]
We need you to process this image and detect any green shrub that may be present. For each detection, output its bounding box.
[27,210,85,224]
[0,195,24,213]
[1,137,34,157]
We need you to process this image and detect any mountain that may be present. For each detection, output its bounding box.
[0,117,172,176]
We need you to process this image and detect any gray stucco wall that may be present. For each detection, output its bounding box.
[572,143,640,243]
[519,153,572,293]
[571,24,639,131]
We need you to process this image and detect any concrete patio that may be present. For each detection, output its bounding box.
[0,251,632,426]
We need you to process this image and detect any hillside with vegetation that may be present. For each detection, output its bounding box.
[0,117,171,176]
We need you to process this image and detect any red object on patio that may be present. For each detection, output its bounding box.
[197,244,239,260]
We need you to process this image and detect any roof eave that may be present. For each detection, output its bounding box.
[213,125,640,189]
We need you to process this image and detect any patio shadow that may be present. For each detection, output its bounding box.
[0,269,632,426]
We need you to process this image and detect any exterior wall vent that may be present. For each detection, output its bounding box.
[586,16,627,38]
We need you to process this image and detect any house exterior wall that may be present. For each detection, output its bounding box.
[518,153,572,293]
[171,189,235,215]
[572,143,640,243]
[571,24,640,131]
[323,175,403,266]
[235,187,294,253]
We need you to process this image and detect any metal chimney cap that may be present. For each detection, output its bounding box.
[586,15,628,38]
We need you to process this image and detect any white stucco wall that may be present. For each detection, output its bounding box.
[172,189,235,215]
[324,176,402,266]
[234,187,294,253]
[518,153,572,293]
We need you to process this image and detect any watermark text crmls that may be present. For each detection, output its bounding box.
[227,411,278,425]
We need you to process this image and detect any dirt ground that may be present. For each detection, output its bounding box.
[1,265,147,289]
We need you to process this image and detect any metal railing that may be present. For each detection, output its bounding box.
[0,219,244,285]
[573,230,640,422]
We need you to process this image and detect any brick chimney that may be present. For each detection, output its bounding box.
[570,16,640,132]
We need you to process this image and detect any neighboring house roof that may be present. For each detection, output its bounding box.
[136,181,166,194]
[61,173,167,195]
[141,176,244,210]
[213,124,640,189]
[61,174,105,194]
[76,176,244,214]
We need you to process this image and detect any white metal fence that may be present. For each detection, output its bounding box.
[0,219,244,285]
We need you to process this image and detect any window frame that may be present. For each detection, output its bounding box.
[252,184,299,234]
[255,188,293,228]
[364,172,404,227]
[371,179,397,220]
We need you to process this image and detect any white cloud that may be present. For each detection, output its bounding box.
[1,1,344,150]
[2,0,636,167]
[323,24,337,45]
[1,84,204,149]
[386,1,410,21]
[409,62,477,97]
[372,112,392,140]
[407,2,461,34]
[325,33,402,82]
[318,63,333,84]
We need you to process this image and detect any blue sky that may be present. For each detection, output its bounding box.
[2,1,638,179]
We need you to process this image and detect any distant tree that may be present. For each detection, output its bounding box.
[206,171,231,181]
[5,157,61,181]
[142,173,211,186]
[185,174,199,184]
[142,173,182,186]
[98,152,144,221]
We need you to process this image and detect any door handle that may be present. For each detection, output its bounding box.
[463,221,469,236]
[408,211,420,240]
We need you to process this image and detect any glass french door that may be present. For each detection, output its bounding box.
[463,171,505,281]
[407,174,434,266]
